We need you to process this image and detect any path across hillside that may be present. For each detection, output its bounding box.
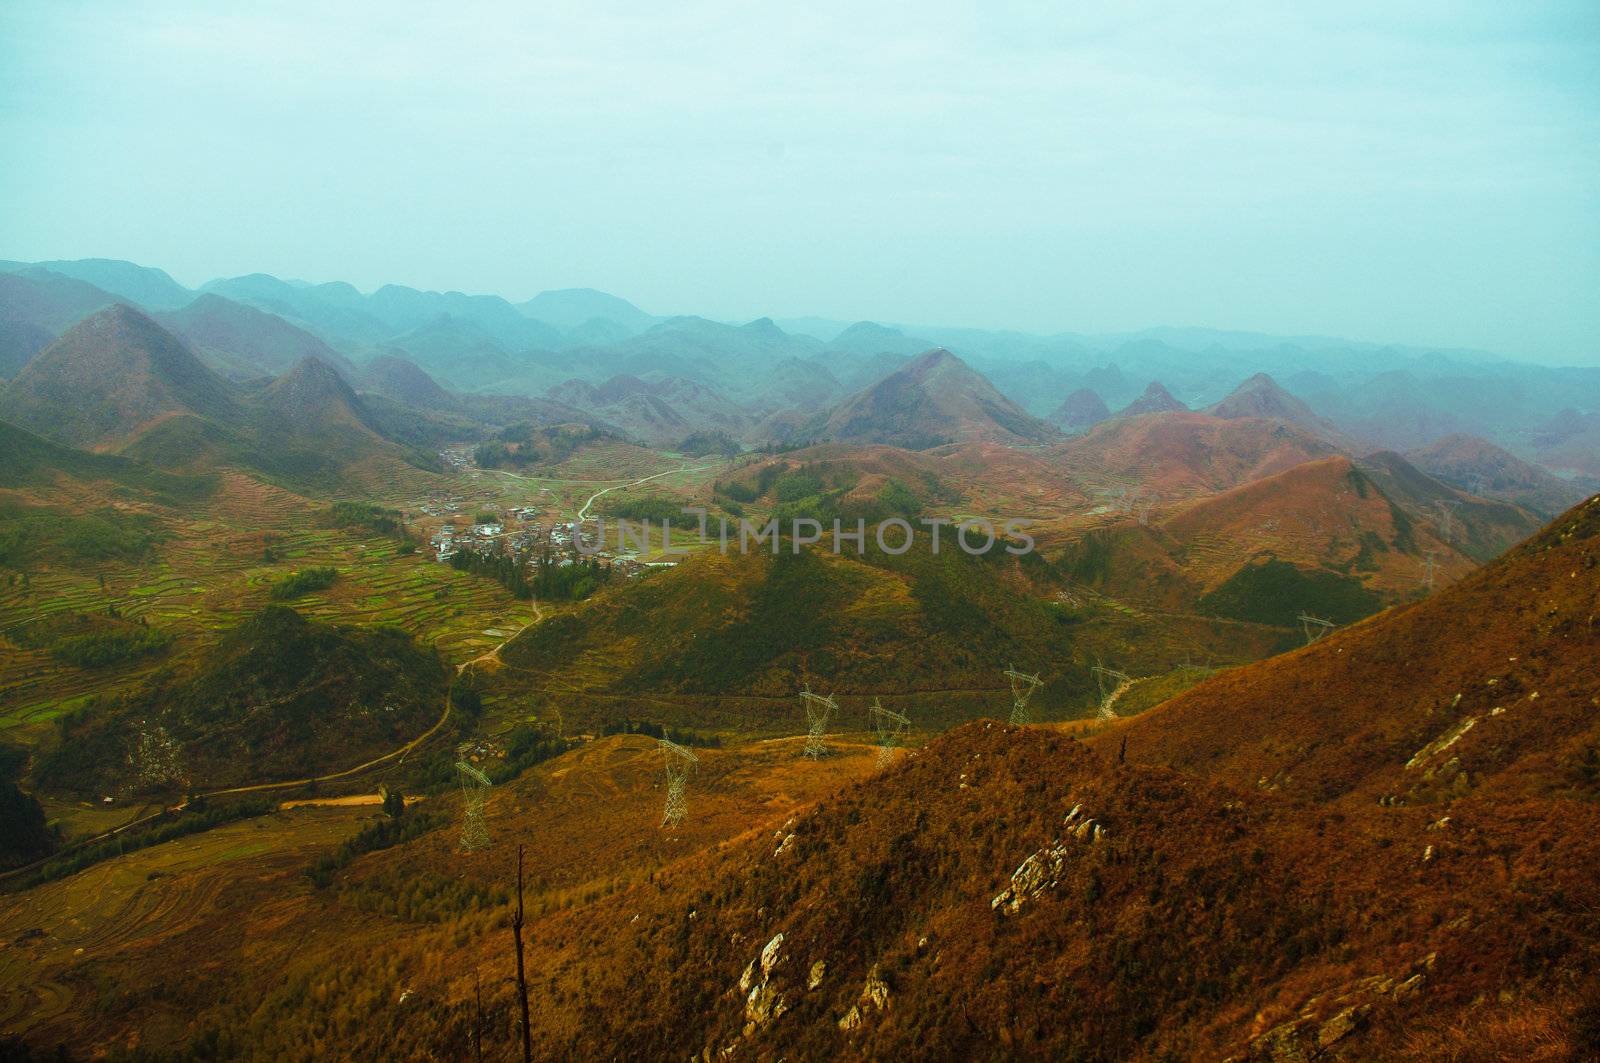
[0,600,549,885]
[576,463,718,522]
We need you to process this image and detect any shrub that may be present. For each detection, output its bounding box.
[269,567,339,600]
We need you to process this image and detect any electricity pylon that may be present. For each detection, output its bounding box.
[1422,552,1438,592]
[800,685,837,759]
[1298,612,1335,645]
[658,738,698,828]
[456,759,492,852]
[1003,664,1044,725]
[869,698,911,769]
[1434,499,1460,541]
[1091,663,1131,721]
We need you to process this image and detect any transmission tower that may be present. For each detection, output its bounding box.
[1298,612,1335,645]
[456,759,492,852]
[1422,552,1438,591]
[658,738,699,828]
[798,685,837,759]
[869,698,911,769]
[1434,499,1460,541]
[1003,664,1044,725]
[1090,663,1131,721]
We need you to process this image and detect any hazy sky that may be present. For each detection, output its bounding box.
[2,1,1597,362]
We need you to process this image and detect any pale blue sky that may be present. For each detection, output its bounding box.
[2,1,1596,362]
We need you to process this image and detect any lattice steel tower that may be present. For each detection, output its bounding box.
[456,759,492,852]
[658,738,699,828]
[800,685,837,759]
[869,698,911,768]
[1004,664,1044,725]
[1091,663,1131,721]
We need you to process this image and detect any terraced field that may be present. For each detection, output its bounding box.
[0,474,527,748]
[0,804,375,1039]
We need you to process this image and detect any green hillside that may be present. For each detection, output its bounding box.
[37,605,450,796]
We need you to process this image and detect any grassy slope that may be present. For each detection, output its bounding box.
[1102,492,1600,806]
[37,605,450,796]
[493,537,1283,733]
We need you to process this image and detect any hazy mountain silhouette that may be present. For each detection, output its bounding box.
[0,304,238,448]
[157,293,357,381]
[1049,387,1111,431]
[1117,380,1188,417]
[819,348,1061,448]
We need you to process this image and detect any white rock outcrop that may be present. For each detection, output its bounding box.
[990,804,1108,915]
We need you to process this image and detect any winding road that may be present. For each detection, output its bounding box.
[575,463,719,522]
[0,603,550,886]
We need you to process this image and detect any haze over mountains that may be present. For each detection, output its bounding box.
[3,256,1597,481]
[1,252,1597,1063]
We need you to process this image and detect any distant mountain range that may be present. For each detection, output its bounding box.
[3,255,1596,494]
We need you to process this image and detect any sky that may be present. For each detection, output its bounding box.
[1,1,1597,363]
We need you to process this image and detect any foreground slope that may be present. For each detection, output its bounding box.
[1104,491,1600,806]
[2,499,1596,1060]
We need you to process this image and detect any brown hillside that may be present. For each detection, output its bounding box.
[1049,412,1337,501]
[1204,371,1352,447]
[1116,380,1186,416]
[4,501,1598,1060]
[1159,455,1469,593]
[1406,432,1594,518]
[1102,492,1600,806]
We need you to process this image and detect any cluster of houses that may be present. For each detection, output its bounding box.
[425,510,681,581]
[413,495,467,519]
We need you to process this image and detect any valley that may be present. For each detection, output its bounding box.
[0,256,1594,1061]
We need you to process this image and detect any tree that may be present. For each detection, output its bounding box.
[381,786,405,819]
[512,844,532,1063]
[0,781,56,867]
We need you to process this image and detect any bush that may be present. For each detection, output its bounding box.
[306,810,446,888]
[1197,559,1382,627]
[328,501,407,538]
[269,567,339,600]
[50,629,172,669]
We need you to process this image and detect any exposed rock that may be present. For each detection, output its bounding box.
[736,931,789,1035]
[1405,716,1478,770]
[990,840,1071,915]
[743,980,786,1032]
[1393,973,1425,1001]
[861,964,891,1011]
[991,808,1107,915]
[839,963,891,1031]
[807,960,826,991]
[760,932,785,978]
[1316,1004,1369,1048]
